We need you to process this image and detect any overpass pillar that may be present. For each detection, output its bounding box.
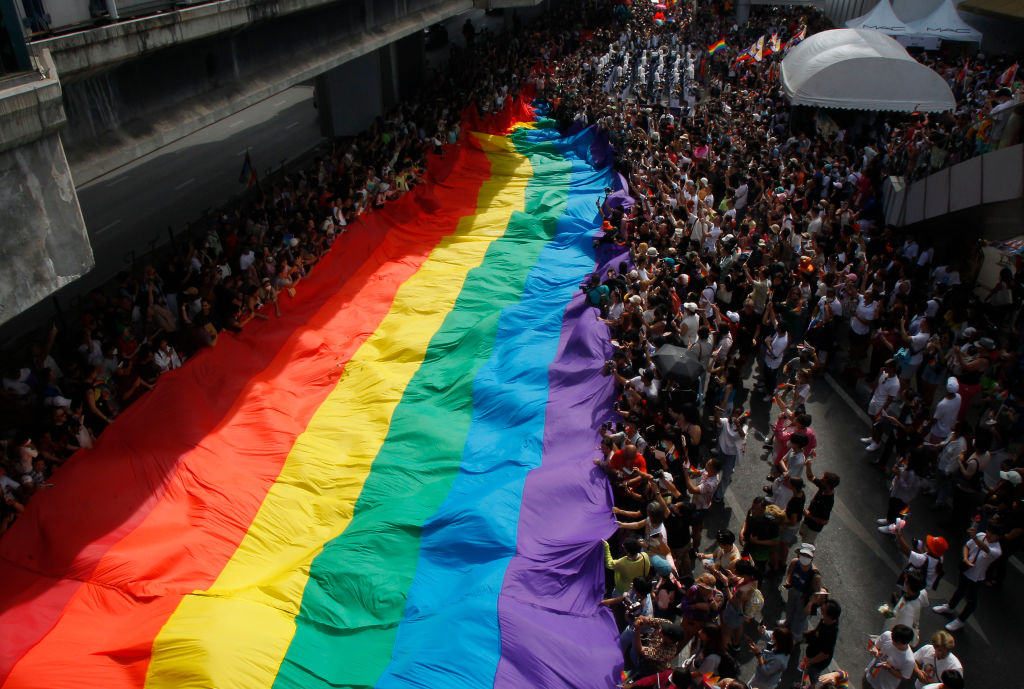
[0,49,94,326]
[315,51,385,138]
[735,0,751,26]
[315,31,425,139]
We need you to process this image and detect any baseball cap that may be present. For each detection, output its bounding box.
[946,377,960,394]
[797,543,815,558]
[999,470,1022,486]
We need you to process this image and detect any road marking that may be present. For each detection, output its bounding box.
[227,119,246,129]
[274,100,287,107]
[285,121,300,130]
[824,372,871,426]
[96,219,121,235]
[174,178,194,191]
[105,177,127,188]
[820,375,991,645]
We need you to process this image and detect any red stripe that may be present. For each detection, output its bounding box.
[0,137,493,688]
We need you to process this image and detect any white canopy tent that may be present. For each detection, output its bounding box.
[780,29,956,112]
[905,0,983,42]
[844,0,914,35]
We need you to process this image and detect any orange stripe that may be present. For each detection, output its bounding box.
[0,138,494,689]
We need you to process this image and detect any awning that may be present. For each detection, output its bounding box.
[958,0,1024,20]
[780,29,956,112]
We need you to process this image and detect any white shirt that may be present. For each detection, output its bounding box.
[891,589,928,634]
[907,551,942,590]
[930,394,961,439]
[913,646,962,689]
[765,331,789,370]
[868,373,901,416]
[908,332,930,366]
[865,631,915,689]
[937,436,967,475]
[851,296,878,335]
[629,376,660,401]
[964,534,1002,582]
[239,251,256,271]
[154,348,183,373]
[645,519,669,554]
[680,313,699,346]
[717,418,745,456]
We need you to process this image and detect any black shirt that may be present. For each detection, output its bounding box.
[805,479,835,533]
[804,619,838,665]
[785,492,806,523]
[665,503,695,550]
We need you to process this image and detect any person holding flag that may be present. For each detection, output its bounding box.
[996,62,1018,87]
[238,151,259,189]
[955,60,970,90]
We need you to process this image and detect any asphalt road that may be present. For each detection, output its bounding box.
[1,85,323,346]
[76,84,322,286]
[701,372,1020,688]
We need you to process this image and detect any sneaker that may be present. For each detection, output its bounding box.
[865,441,882,452]
[877,524,896,535]
[932,604,954,615]
[860,437,873,444]
[876,518,890,525]
[945,618,965,631]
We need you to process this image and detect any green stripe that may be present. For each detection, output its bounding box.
[272,131,572,689]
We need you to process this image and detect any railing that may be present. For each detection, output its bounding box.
[15,0,435,42]
[883,141,1024,226]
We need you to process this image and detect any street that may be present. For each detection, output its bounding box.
[703,373,1019,687]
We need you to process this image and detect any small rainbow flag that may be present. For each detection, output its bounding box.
[708,39,726,55]
[238,151,258,189]
[899,506,911,517]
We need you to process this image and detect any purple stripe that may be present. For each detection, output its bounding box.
[492,247,629,689]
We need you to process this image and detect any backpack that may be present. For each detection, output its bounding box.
[717,651,740,679]
[743,587,765,621]
[893,347,912,370]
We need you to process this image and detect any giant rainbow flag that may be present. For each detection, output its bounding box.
[0,106,629,689]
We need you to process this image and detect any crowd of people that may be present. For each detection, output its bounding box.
[885,52,1022,181]
[568,3,1022,689]
[1,1,1022,688]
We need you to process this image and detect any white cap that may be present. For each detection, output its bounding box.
[999,470,1022,486]
[946,377,960,394]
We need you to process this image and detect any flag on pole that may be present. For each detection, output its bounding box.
[956,60,969,86]
[996,63,1018,86]
[731,38,760,69]
[707,38,726,55]
[752,35,765,63]
[765,33,781,56]
[239,151,258,189]
[784,25,806,53]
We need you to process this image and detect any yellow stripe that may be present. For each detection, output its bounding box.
[144,133,531,689]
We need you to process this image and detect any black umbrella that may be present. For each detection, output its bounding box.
[653,344,702,383]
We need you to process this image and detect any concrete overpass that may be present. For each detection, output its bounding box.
[0,0,541,326]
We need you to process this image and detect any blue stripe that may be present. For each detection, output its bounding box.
[373,125,613,689]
